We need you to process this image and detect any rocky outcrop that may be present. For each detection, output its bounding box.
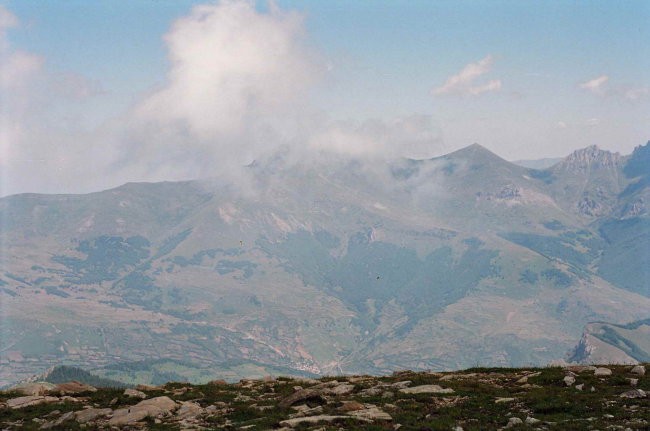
[560,145,622,172]
[1,365,648,430]
[108,396,178,426]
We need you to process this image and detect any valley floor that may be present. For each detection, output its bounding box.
[1,364,648,430]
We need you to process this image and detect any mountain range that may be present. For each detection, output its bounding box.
[1,142,648,387]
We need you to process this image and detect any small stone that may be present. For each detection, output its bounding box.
[338,401,365,412]
[495,397,515,403]
[594,367,612,376]
[525,416,540,424]
[563,375,576,386]
[575,384,584,391]
[629,378,638,386]
[590,386,596,392]
[506,417,523,428]
[619,389,646,399]
[630,365,645,376]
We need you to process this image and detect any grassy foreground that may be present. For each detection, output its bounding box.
[1,364,648,430]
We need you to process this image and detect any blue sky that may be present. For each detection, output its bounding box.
[1,0,649,195]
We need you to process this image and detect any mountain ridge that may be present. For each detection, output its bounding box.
[1,141,648,387]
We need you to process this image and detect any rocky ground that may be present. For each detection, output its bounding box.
[1,364,647,430]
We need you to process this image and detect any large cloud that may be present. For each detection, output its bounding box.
[1,1,446,196]
[119,0,320,181]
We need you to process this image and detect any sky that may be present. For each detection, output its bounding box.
[0,0,649,196]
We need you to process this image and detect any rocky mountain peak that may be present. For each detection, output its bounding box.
[560,145,622,171]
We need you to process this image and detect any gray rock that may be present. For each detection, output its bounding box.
[6,396,59,409]
[563,375,576,386]
[41,411,75,429]
[389,381,412,389]
[630,365,645,376]
[594,367,612,376]
[124,388,147,399]
[575,384,584,391]
[348,406,392,421]
[525,416,540,424]
[324,383,355,396]
[399,385,454,394]
[619,389,646,399]
[506,417,523,428]
[278,388,325,408]
[75,407,113,424]
[176,401,204,420]
[108,396,178,426]
[629,378,638,386]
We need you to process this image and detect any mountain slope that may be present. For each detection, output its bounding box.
[1,142,649,386]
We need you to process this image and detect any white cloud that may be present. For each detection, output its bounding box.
[432,55,502,97]
[579,75,649,102]
[307,115,444,160]
[580,75,609,94]
[556,121,567,129]
[585,118,600,126]
[134,0,316,139]
[111,0,323,185]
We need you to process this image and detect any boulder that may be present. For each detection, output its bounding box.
[278,388,325,408]
[6,396,59,409]
[108,396,178,426]
[124,388,147,399]
[175,401,204,420]
[593,367,612,376]
[630,365,645,376]
[563,376,576,386]
[399,385,454,394]
[75,407,113,424]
